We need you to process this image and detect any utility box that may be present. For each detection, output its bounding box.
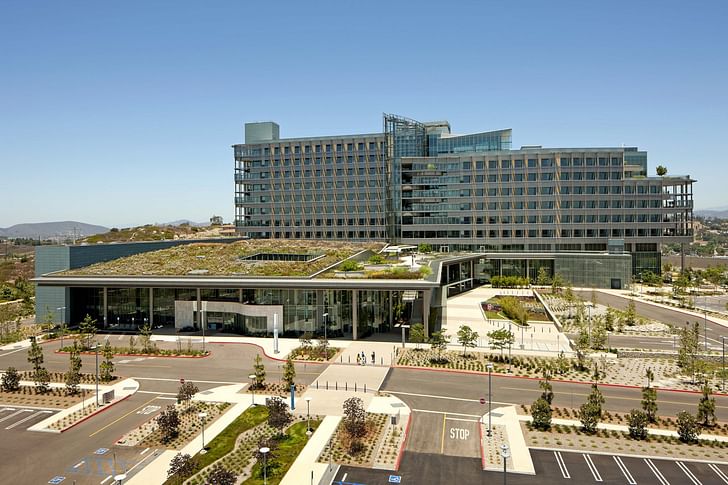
[102,390,115,404]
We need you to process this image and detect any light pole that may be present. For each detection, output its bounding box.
[260,446,270,485]
[249,374,256,405]
[322,312,329,360]
[500,443,510,485]
[722,336,726,391]
[704,312,708,352]
[305,396,312,436]
[199,412,207,453]
[56,306,66,347]
[113,473,127,484]
[90,342,100,406]
[486,362,493,437]
[588,303,592,347]
[201,301,206,352]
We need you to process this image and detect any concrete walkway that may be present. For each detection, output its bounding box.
[482,405,535,475]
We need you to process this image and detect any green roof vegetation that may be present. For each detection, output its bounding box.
[62,240,384,277]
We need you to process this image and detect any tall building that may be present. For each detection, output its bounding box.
[234,114,695,280]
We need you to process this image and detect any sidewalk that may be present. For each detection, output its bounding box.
[482,405,535,475]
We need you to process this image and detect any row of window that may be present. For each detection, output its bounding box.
[242,154,383,167]
[398,228,664,239]
[251,141,384,155]
[420,157,626,170]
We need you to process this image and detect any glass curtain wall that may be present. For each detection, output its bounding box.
[107,288,149,330]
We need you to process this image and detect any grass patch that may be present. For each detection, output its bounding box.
[243,420,321,484]
[190,406,268,475]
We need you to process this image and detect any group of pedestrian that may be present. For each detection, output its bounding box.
[356,350,376,365]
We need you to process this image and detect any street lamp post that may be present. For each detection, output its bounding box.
[199,412,208,453]
[260,446,270,485]
[704,311,708,352]
[305,396,312,436]
[56,306,66,347]
[486,362,493,437]
[249,374,256,405]
[500,443,510,485]
[722,336,726,391]
[322,312,329,360]
[89,342,100,406]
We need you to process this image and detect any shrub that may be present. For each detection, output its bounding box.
[1,366,20,392]
[627,409,648,440]
[677,411,700,443]
[531,397,552,431]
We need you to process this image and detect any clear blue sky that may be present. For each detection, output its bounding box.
[1,0,726,228]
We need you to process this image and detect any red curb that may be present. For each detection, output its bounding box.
[391,364,723,396]
[59,393,132,433]
[478,417,485,470]
[395,412,413,471]
[54,350,210,359]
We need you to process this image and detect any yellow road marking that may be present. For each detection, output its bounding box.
[89,396,160,437]
[440,412,447,453]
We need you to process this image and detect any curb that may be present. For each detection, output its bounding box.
[391,364,721,396]
[58,393,133,433]
[394,412,413,471]
[208,341,331,365]
[54,350,210,359]
[479,419,485,470]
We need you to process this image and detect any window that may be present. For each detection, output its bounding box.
[501,160,511,169]
[528,159,537,167]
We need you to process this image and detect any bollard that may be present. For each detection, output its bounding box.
[381,357,383,365]
[355,382,357,392]
[340,355,342,363]
[348,355,351,364]
[364,383,367,393]
[326,381,328,390]
[336,382,338,390]
[346,382,348,391]
[316,380,319,389]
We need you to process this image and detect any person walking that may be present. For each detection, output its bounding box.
[371,351,376,364]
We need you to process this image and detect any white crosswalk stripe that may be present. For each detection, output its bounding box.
[0,409,31,424]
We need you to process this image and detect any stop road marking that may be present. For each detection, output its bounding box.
[450,427,470,440]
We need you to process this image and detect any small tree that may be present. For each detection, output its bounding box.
[579,401,601,434]
[539,375,554,405]
[641,386,658,424]
[656,165,668,176]
[697,383,716,428]
[604,307,615,332]
[456,325,479,356]
[283,355,296,389]
[253,354,266,390]
[157,405,180,444]
[177,381,199,410]
[65,340,82,395]
[167,453,197,483]
[128,334,136,354]
[139,320,153,353]
[27,336,50,392]
[1,366,20,392]
[79,314,97,349]
[624,300,637,327]
[531,397,552,430]
[342,396,366,438]
[551,273,565,293]
[536,266,551,286]
[487,328,514,356]
[299,332,313,348]
[409,323,425,350]
[627,409,648,440]
[678,322,700,382]
[100,339,114,382]
[206,464,236,485]
[428,331,448,363]
[676,410,700,443]
[267,396,293,436]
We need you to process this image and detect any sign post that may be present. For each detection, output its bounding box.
[290,384,296,410]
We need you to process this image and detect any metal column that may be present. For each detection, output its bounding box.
[196,288,201,330]
[103,287,108,328]
[149,287,154,325]
[352,290,358,340]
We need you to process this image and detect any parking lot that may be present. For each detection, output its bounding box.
[0,406,56,431]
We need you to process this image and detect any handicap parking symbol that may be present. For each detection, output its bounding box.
[388,476,402,483]
[94,448,109,455]
[48,477,65,484]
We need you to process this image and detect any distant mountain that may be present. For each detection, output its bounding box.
[696,210,728,220]
[0,221,109,239]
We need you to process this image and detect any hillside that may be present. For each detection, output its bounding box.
[0,221,108,239]
[81,224,236,244]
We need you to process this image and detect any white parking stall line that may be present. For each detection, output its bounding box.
[553,451,570,479]
[100,475,113,484]
[0,409,30,424]
[583,454,602,482]
[676,461,702,485]
[73,460,85,469]
[709,463,728,484]
[613,456,636,485]
[5,410,43,429]
[644,459,670,485]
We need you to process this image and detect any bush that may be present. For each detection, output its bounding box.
[490,275,529,288]
[339,260,362,272]
[1,366,20,392]
[531,397,552,430]
[627,409,648,440]
[677,411,701,443]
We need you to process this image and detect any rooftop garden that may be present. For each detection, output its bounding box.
[61,240,384,277]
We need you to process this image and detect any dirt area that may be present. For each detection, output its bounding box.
[319,413,389,467]
[0,386,86,409]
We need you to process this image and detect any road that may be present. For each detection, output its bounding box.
[576,290,728,351]
[0,338,325,484]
